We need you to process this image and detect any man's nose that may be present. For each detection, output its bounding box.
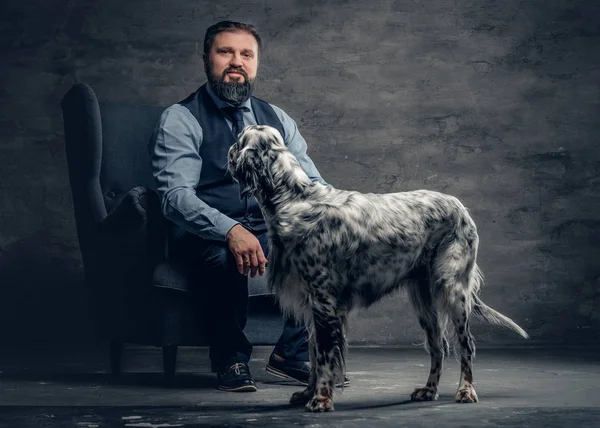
[230,53,243,67]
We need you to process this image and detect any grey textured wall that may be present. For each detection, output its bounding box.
[1,0,599,348]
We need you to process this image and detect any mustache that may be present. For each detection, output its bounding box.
[223,67,248,79]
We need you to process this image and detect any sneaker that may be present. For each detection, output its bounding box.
[266,352,350,387]
[217,362,257,392]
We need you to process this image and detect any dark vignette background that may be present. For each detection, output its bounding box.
[0,0,598,349]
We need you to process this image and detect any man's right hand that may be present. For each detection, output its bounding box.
[226,224,268,277]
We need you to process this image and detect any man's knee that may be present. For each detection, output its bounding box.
[203,245,235,273]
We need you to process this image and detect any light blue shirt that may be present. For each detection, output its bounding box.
[149,84,327,242]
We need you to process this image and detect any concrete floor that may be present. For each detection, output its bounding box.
[0,346,599,427]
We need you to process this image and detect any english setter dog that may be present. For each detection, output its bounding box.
[227,125,529,412]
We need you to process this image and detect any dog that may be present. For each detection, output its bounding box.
[227,125,529,412]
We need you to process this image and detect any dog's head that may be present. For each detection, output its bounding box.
[227,125,285,200]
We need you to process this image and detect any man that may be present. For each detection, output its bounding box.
[149,20,348,392]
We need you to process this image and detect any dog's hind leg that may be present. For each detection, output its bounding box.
[435,230,480,403]
[407,269,447,401]
[447,289,478,403]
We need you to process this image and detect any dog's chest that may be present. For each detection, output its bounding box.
[272,272,310,316]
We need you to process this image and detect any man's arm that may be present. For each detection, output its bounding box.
[270,105,328,186]
[149,104,239,242]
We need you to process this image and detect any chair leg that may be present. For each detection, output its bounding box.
[110,340,124,376]
[162,345,178,387]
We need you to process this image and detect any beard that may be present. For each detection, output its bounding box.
[206,61,256,106]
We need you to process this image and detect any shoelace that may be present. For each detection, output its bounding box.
[230,363,245,375]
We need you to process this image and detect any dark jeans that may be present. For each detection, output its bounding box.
[170,229,308,371]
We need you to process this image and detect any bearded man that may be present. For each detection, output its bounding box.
[149,20,348,392]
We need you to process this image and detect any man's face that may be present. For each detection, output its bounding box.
[204,30,259,105]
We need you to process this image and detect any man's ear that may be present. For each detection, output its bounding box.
[203,53,208,73]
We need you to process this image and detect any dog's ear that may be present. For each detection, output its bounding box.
[235,149,261,200]
[236,125,257,150]
[232,128,278,200]
[238,176,255,200]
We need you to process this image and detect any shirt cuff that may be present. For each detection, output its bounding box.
[220,218,242,242]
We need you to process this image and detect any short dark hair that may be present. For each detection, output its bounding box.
[203,21,262,56]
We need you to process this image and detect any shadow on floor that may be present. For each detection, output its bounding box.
[1,404,600,428]
[0,371,216,389]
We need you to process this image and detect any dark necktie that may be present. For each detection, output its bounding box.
[222,106,246,138]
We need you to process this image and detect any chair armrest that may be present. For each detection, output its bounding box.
[97,186,167,270]
[88,187,167,325]
[100,187,159,233]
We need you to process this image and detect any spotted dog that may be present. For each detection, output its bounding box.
[227,125,529,412]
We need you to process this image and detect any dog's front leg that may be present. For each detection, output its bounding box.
[289,334,318,406]
[303,308,345,412]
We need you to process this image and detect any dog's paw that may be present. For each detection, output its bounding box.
[411,386,439,401]
[289,389,312,406]
[305,396,334,412]
[455,385,478,403]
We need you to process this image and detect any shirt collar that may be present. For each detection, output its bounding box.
[205,83,252,111]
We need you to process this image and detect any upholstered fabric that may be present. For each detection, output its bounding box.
[98,101,161,213]
[61,82,281,348]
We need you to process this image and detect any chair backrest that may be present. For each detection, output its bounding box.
[99,100,166,213]
[61,83,168,283]
[61,83,167,217]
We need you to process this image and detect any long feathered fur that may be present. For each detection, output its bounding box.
[228,125,529,412]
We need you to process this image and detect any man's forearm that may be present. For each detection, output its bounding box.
[162,186,240,242]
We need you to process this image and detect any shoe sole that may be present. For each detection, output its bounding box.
[217,384,257,392]
[266,364,309,385]
[265,364,350,387]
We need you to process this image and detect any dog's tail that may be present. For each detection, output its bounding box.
[468,264,529,339]
[472,294,529,339]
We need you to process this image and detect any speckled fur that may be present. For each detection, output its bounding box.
[228,125,529,412]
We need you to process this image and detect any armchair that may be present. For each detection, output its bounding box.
[60,82,283,386]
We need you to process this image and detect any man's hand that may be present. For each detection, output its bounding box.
[226,224,268,277]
